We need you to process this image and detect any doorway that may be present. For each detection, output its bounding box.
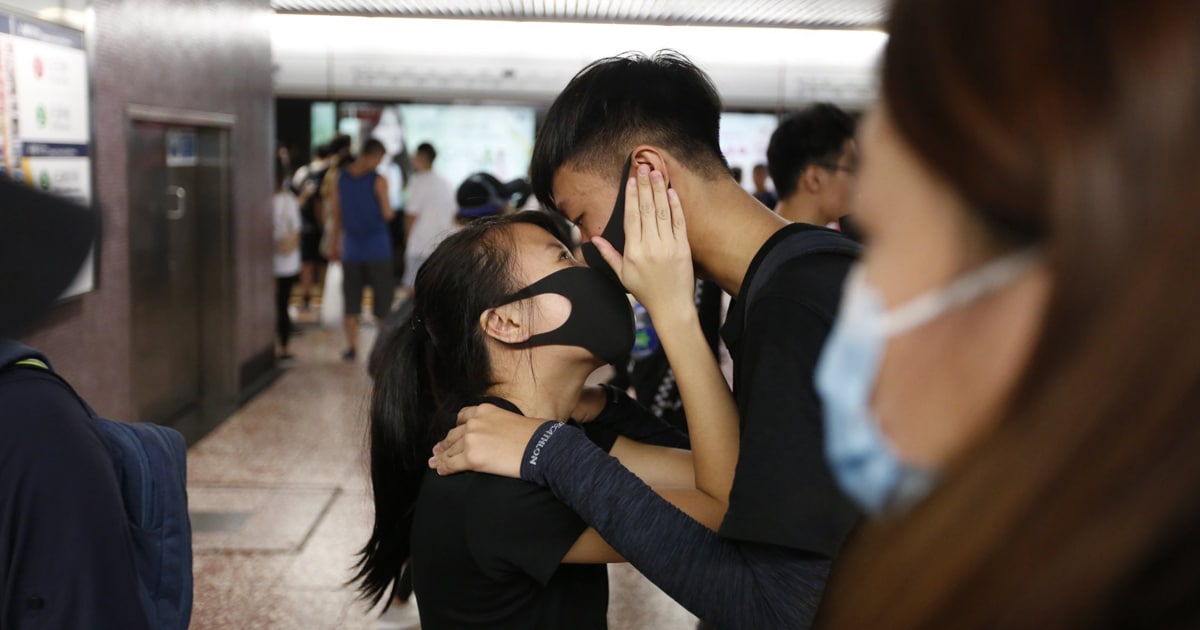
[127,116,235,442]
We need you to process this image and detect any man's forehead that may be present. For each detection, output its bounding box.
[548,166,591,214]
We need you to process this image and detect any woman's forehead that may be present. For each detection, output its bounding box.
[506,222,564,283]
[510,222,563,249]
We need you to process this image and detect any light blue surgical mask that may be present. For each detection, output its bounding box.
[816,250,1040,515]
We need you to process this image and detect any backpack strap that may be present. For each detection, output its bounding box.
[14,358,49,369]
[0,340,51,371]
[740,228,862,313]
[0,340,98,417]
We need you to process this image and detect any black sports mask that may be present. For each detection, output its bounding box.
[493,266,635,366]
[579,156,634,286]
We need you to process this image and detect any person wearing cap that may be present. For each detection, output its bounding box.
[0,180,149,629]
[454,172,512,225]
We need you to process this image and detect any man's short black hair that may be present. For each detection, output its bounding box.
[331,134,353,155]
[530,50,728,213]
[416,142,437,162]
[767,103,856,201]
[316,143,332,159]
[361,138,386,157]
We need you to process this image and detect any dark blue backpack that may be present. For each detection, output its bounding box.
[0,341,194,630]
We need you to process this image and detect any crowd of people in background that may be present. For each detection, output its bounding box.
[270,98,872,378]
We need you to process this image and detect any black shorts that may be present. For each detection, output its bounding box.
[342,259,395,319]
[301,232,323,263]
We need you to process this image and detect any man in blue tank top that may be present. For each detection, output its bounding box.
[328,139,396,361]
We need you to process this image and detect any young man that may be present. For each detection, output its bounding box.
[401,142,457,288]
[768,103,859,228]
[328,138,396,361]
[431,52,860,628]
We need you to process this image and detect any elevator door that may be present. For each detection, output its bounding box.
[129,120,234,435]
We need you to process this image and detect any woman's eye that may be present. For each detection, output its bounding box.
[559,250,574,261]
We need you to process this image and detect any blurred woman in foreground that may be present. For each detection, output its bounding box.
[817,0,1200,626]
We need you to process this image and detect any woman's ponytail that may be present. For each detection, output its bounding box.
[351,318,442,608]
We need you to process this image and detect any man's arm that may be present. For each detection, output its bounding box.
[403,179,421,247]
[569,384,695,489]
[375,174,395,222]
[435,407,827,627]
[528,423,830,628]
[327,174,342,261]
[404,214,417,246]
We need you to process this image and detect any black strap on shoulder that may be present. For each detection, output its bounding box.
[741,228,861,312]
[0,340,49,372]
[0,340,98,417]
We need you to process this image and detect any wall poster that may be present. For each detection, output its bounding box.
[0,13,94,297]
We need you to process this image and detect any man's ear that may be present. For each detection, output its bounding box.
[480,303,531,344]
[802,164,824,195]
[630,145,671,187]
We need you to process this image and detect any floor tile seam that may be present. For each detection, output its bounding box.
[290,485,345,554]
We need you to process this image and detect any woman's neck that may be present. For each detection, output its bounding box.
[486,359,596,422]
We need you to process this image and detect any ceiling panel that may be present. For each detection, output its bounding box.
[270,0,887,29]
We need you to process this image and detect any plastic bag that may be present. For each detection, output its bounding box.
[321,262,344,328]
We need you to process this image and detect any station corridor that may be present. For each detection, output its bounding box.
[185,315,698,629]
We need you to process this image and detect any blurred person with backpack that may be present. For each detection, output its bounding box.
[0,179,191,630]
[294,143,332,310]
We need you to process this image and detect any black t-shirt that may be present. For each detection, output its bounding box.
[301,167,328,229]
[718,223,862,558]
[0,367,149,630]
[410,398,608,630]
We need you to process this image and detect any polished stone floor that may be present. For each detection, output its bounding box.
[187,314,698,629]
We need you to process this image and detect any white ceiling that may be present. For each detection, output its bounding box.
[271,14,887,107]
[270,0,887,29]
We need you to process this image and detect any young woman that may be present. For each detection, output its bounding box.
[812,0,1200,625]
[353,198,739,628]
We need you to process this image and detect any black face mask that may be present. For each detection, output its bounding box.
[493,266,635,366]
[579,156,634,286]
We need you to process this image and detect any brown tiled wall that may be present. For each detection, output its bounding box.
[21,0,275,420]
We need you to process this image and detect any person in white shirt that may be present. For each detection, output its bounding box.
[273,163,303,360]
[402,143,457,288]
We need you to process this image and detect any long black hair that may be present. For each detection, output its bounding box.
[352,210,568,608]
